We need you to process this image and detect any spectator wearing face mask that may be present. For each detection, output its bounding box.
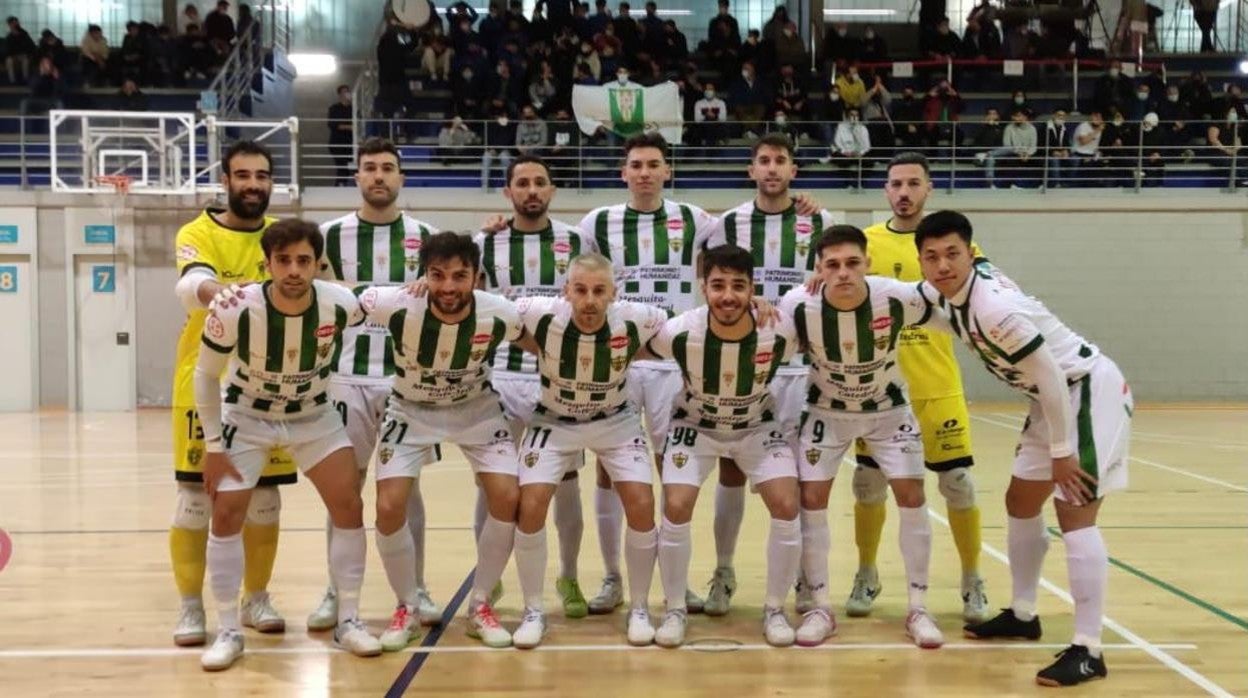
[1071,109,1106,185]
[1005,90,1033,120]
[820,107,870,167]
[1156,84,1192,151]
[924,16,961,61]
[546,107,581,186]
[1044,108,1072,187]
[772,64,807,130]
[1206,104,1245,184]
[1129,83,1157,121]
[481,108,517,190]
[820,84,846,147]
[1102,107,1133,186]
[327,83,354,184]
[859,25,888,61]
[729,61,769,138]
[971,107,1005,174]
[515,104,548,157]
[893,86,928,151]
[765,110,802,154]
[835,64,867,110]
[691,81,728,150]
[822,22,858,73]
[774,21,807,70]
[1094,60,1134,119]
[1137,112,1166,185]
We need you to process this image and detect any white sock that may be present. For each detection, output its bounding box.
[513,527,548,611]
[329,526,367,623]
[658,517,691,612]
[375,525,418,607]
[596,486,624,578]
[323,514,335,591]
[472,515,515,605]
[799,508,831,609]
[624,526,657,611]
[897,505,932,611]
[406,481,427,588]
[764,516,802,610]
[473,487,488,541]
[1064,526,1107,654]
[207,532,243,631]
[713,483,746,569]
[1007,514,1050,621]
[553,476,583,580]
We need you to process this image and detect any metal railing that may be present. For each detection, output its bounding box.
[206,22,262,118]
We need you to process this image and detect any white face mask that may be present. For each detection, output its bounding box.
[864,31,874,39]
[617,73,629,84]
[1113,116,1124,126]
[497,116,509,126]
[1229,111,1239,123]
[742,70,750,80]
[1167,93,1179,102]
[1014,96,1024,104]
[829,93,840,102]
[848,71,858,80]
[1054,117,1065,126]
[775,114,787,124]
[705,90,715,99]
[1137,91,1149,100]
[783,29,794,38]
[1109,68,1120,78]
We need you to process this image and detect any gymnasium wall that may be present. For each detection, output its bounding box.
[4,188,1245,408]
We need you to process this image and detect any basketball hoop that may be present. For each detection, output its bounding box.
[95,174,133,196]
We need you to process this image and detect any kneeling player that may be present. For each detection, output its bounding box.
[780,225,943,648]
[509,254,669,648]
[195,220,381,671]
[650,244,803,648]
[916,211,1132,687]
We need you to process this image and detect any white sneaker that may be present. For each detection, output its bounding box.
[334,617,383,657]
[684,588,705,614]
[173,603,207,646]
[655,609,687,648]
[241,591,285,633]
[961,574,989,624]
[795,608,837,647]
[703,566,736,616]
[380,604,421,652]
[906,609,944,649]
[414,588,442,626]
[465,601,511,648]
[845,569,881,618]
[588,574,625,614]
[818,155,832,165]
[200,629,244,671]
[306,587,338,631]
[513,607,547,649]
[626,608,655,646]
[762,606,795,647]
[794,573,816,615]
[975,152,987,164]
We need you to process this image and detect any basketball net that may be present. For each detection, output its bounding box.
[94,174,132,337]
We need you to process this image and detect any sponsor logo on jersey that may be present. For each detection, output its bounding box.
[665,219,684,231]
[206,314,226,339]
[553,241,571,254]
[672,452,687,468]
[315,324,337,338]
[404,238,422,250]
[871,317,893,331]
[892,262,903,278]
[805,448,820,465]
[754,352,773,364]
[379,447,393,464]
[795,221,812,235]
[609,335,629,349]
[176,244,199,262]
[473,333,493,344]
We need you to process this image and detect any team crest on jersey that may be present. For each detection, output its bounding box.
[805,448,820,465]
[754,352,773,364]
[359,288,378,312]
[471,349,486,361]
[555,258,568,273]
[317,342,333,359]
[753,370,768,385]
[205,314,226,340]
[641,238,652,251]
[874,335,888,350]
[187,446,203,466]
[377,254,388,269]
[286,348,298,361]
[672,452,688,468]
[405,255,419,272]
[611,356,626,370]
[669,238,683,253]
[379,447,393,464]
[580,356,592,368]
[841,341,855,354]
[723,371,735,384]
[796,240,809,256]
[524,452,538,468]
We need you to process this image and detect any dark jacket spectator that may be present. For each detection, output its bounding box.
[327,85,353,145]
[377,23,414,86]
[118,79,149,110]
[773,65,807,119]
[180,23,217,78]
[37,30,69,72]
[5,17,38,86]
[961,18,1001,58]
[860,26,888,62]
[971,109,1005,149]
[612,4,641,55]
[925,17,961,59]
[774,22,806,69]
[204,1,236,47]
[1179,70,1215,118]
[120,22,149,83]
[822,23,859,68]
[1093,62,1135,119]
[707,1,741,49]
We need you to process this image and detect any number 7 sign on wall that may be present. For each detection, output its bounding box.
[92,265,116,293]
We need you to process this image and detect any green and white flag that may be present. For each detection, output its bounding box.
[572,81,683,142]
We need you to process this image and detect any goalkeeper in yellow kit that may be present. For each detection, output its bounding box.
[168,142,293,645]
[846,152,989,623]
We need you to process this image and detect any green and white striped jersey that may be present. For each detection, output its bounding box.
[319,212,438,382]
[780,279,930,413]
[516,296,667,423]
[475,220,598,375]
[579,200,716,314]
[201,280,362,417]
[920,265,1101,396]
[647,307,797,431]
[359,286,522,406]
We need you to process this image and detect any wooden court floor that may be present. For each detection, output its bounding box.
[0,404,1244,697]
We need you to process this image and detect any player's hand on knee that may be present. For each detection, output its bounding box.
[1052,454,1096,505]
[203,451,243,498]
[404,278,429,297]
[750,297,780,328]
[481,214,508,233]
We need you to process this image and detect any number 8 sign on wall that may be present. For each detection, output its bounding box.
[0,265,17,293]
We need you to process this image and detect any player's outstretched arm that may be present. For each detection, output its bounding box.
[1014,346,1094,504]
[513,328,541,356]
[192,343,241,496]
[791,192,822,216]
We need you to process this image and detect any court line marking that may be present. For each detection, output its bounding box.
[928,510,1232,697]
[386,569,475,697]
[970,414,1248,493]
[989,411,1248,451]
[4,526,473,536]
[0,642,1198,659]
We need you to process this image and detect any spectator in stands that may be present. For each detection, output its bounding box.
[486,59,524,117]
[80,25,111,86]
[766,111,802,156]
[706,1,741,51]
[658,21,688,70]
[612,2,640,56]
[762,6,791,44]
[117,77,149,110]
[529,3,553,46]
[820,85,845,146]
[1006,90,1033,120]
[478,3,505,56]
[481,107,517,189]
[180,23,216,80]
[1071,110,1105,183]
[967,0,994,25]
[119,21,149,84]
[1001,21,1034,60]
[773,64,808,130]
[639,2,664,53]
[821,107,871,166]
[822,22,858,73]
[741,29,762,70]
[1206,109,1245,183]
[1137,112,1165,185]
[1223,83,1247,121]
[860,25,888,62]
[729,60,768,138]
[1191,0,1219,52]
[505,0,530,34]
[588,0,612,37]
[422,35,453,83]
[774,21,806,71]
[515,104,548,157]
[992,108,1037,187]
[1129,83,1157,121]
[1158,83,1191,151]
[574,62,596,86]
[1094,60,1134,120]
[860,72,894,153]
[37,30,68,73]
[377,19,416,121]
[1101,107,1132,185]
[1180,69,1214,119]
[452,64,484,117]
[960,16,1001,59]
[893,86,928,151]
[153,24,180,86]
[5,17,37,85]
[327,84,353,185]
[570,2,591,42]
[691,81,728,150]
[836,64,867,110]
[448,3,479,52]
[1044,108,1071,187]
[922,78,963,146]
[438,115,481,165]
[22,56,62,115]
[971,107,1005,166]
[529,60,560,113]
[179,4,202,35]
[205,0,236,52]
[925,16,961,61]
[546,107,580,185]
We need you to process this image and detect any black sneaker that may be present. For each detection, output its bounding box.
[963,608,1042,640]
[1036,644,1107,686]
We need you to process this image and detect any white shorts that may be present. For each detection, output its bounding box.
[661,420,798,488]
[377,392,518,481]
[797,405,924,483]
[519,410,652,486]
[626,361,682,450]
[494,372,541,436]
[329,378,390,471]
[770,371,808,432]
[217,407,352,492]
[1013,356,1132,501]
